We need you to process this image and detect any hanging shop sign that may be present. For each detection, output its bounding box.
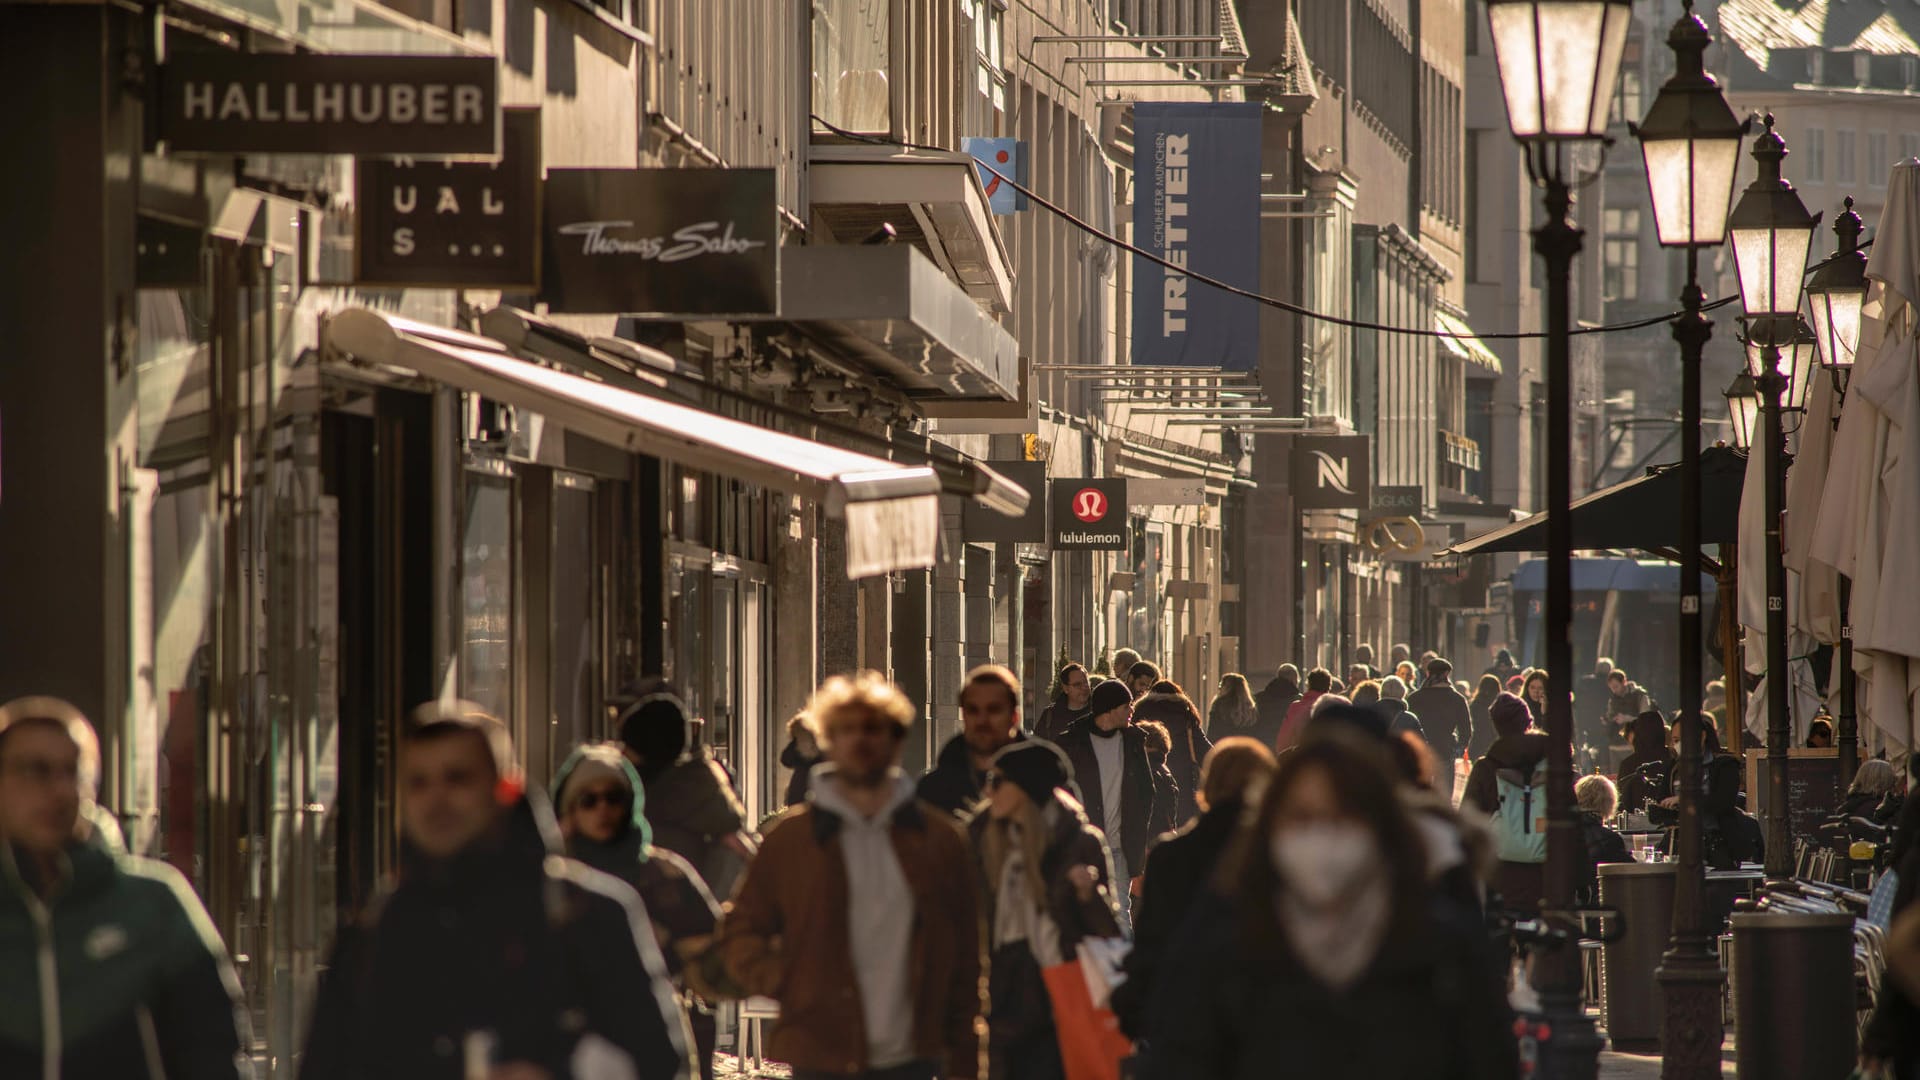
[355,107,541,288]
[160,52,498,156]
[1371,484,1423,514]
[540,168,779,316]
[1051,478,1129,551]
[960,137,1030,214]
[964,460,1048,543]
[1291,435,1371,511]
[1129,102,1262,371]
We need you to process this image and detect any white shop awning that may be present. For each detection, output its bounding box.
[1435,310,1503,374]
[326,307,942,577]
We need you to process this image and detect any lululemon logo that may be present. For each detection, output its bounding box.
[1072,488,1109,523]
[1310,451,1354,495]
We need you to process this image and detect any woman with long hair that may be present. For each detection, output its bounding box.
[1522,669,1550,726]
[1207,673,1258,737]
[1145,728,1516,1079]
[968,741,1122,1080]
[1468,674,1502,758]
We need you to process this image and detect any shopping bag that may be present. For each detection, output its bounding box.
[1043,958,1133,1080]
[1076,937,1131,1010]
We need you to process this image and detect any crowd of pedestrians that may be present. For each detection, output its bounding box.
[6,637,1918,1080]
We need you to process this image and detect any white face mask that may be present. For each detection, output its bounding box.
[1268,821,1381,906]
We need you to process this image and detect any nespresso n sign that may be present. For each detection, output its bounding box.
[161,53,498,156]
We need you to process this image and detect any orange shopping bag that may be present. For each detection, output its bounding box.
[1041,959,1132,1080]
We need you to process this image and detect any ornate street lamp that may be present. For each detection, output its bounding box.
[1723,372,1760,452]
[1630,4,1747,1072]
[1741,317,1817,413]
[1805,197,1871,831]
[1726,113,1821,879]
[1488,3,1630,1076]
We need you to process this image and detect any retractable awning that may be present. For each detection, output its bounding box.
[1435,311,1503,373]
[326,307,943,577]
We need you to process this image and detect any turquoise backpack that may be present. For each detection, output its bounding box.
[1493,761,1549,863]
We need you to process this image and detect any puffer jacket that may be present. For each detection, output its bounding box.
[641,750,751,900]
[0,839,251,1080]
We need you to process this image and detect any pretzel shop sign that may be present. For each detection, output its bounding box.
[160,52,499,157]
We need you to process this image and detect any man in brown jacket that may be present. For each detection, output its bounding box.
[720,672,985,1080]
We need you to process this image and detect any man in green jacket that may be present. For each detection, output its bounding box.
[0,695,251,1079]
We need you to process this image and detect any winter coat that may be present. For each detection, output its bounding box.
[779,738,822,808]
[0,840,251,1080]
[301,796,692,1080]
[1132,690,1212,822]
[1463,731,1554,911]
[1372,698,1423,739]
[1206,697,1257,738]
[1250,678,1299,749]
[641,750,751,901]
[1276,691,1324,752]
[1053,718,1166,874]
[1617,736,1676,817]
[918,732,1028,817]
[1145,755,1181,841]
[1111,799,1245,1040]
[717,779,985,1080]
[1033,702,1092,743]
[1576,812,1634,908]
[1142,890,1517,1080]
[1408,679,1473,762]
[966,792,1122,1080]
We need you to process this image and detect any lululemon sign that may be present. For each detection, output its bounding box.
[1051,479,1128,551]
[1290,435,1372,511]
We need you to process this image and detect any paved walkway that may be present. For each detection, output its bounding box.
[1599,1044,1738,1078]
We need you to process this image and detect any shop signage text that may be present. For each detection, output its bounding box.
[1051,479,1129,551]
[1372,484,1423,514]
[541,168,778,316]
[1130,103,1262,370]
[1292,435,1371,511]
[356,107,540,288]
[162,53,499,156]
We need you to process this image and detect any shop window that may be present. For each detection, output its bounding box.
[462,471,516,721]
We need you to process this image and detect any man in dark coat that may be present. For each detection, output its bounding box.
[303,703,691,1080]
[1249,665,1300,748]
[917,664,1026,816]
[1463,692,1553,911]
[619,688,754,900]
[1407,658,1473,796]
[1055,679,1164,927]
[1111,736,1276,1041]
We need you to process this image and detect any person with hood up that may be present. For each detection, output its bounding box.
[719,673,984,1080]
[1055,678,1164,927]
[0,697,252,1080]
[617,686,754,900]
[918,664,1027,816]
[1486,648,1521,687]
[1206,673,1258,738]
[1276,668,1334,752]
[967,741,1122,1080]
[1407,658,1474,798]
[1374,675,1422,739]
[1250,665,1301,748]
[1133,679,1212,822]
[1142,727,1516,1080]
[302,702,691,1080]
[1112,737,1276,1042]
[554,743,723,1079]
[1033,662,1093,742]
[1463,692,1553,911]
[780,711,824,808]
[1616,710,1676,816]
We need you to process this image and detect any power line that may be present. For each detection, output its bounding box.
[812,115,1854,343]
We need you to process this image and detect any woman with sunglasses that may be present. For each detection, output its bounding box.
[970,740,1123,1080]
[553,742,723,1078]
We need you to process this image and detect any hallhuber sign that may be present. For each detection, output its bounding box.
[1050,479,1129,551]
[1291,435,1372,511]
[540,168,779,316]
[355,107,541,288]
[162,53,499,157]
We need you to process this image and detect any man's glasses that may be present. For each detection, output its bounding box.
[576,789,631,812]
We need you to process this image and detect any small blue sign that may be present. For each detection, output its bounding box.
[961,137,1029,214]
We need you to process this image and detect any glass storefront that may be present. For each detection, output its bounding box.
[460,468,516,721]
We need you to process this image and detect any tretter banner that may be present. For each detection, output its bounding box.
[1130,102,1262,370]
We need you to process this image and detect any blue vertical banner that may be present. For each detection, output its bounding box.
[961,137,1030,214]
[1130,102,1263,369]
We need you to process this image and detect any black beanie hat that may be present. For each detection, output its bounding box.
[992,740,1074,805]
[1088,678,1134,718]
[618,692,691,767]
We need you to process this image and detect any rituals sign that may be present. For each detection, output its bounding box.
[161,52,498,156]
[355,107,540,288]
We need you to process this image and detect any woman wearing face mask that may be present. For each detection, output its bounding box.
[968,741,1123,1080]
[1143,728,1516,1080]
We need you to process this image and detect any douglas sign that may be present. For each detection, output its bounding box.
[541,168,779,316]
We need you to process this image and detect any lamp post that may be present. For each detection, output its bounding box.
[1723,372,1760,452]
[1486,3,1631,1077]
[1630,4,1747,1073]
[1726,115,1821,879]
[1805,199,1868,788]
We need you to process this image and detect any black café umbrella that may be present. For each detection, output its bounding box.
[1448,444,1748,558]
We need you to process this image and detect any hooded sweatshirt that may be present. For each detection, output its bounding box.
[808,766,921,1070]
